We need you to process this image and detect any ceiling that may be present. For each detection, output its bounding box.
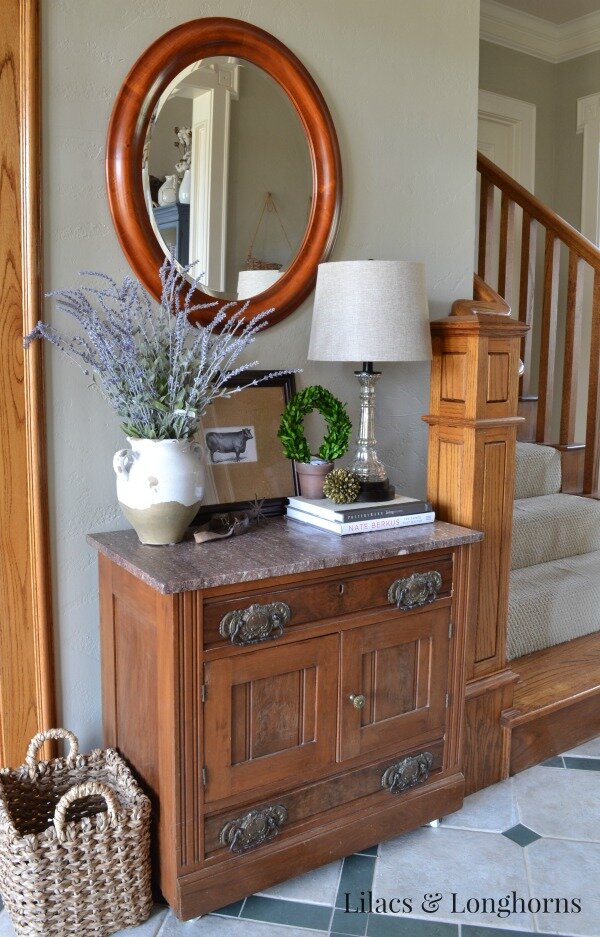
[494,0,600,23]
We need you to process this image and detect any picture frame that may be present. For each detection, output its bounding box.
[194,370,299,521]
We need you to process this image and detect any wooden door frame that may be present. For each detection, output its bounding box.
[576,91,600,441]
[478,89,536,192]
[0,0,55,766]
[577,91,600,248]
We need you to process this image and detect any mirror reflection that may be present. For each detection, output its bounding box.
[143,56,313,300]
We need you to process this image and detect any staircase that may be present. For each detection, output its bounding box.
[426,151,600,794]
[509,442,600,661]
[501,441,600,774]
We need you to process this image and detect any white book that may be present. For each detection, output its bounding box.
[287,493,428,522]
[286,506,436,536]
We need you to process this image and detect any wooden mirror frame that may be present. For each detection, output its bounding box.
[106,17,342,327]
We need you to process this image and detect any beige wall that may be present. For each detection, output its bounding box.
[555,50,600,230]
[43,0,479,747]
[479,39,557,208]
[479,39,600,231]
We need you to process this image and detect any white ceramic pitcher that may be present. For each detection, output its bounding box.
[113,438,204,545]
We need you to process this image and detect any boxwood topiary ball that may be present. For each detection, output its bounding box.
[322,468,361,504]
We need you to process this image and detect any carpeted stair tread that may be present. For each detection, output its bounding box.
[508,551,600,660]
[514,442,561,500]
[511,493,600,570]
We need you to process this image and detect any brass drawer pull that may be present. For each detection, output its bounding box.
[219,805,288,854]
[381,752,434,793]
[219,601,292,645]
[349,693,366,710]
[388,571,442,610]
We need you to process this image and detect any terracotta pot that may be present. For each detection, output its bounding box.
[295,460,334,499]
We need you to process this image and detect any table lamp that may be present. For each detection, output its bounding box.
[308,260,431,502]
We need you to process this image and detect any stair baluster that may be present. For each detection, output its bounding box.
[560,252,585,447]
[478,176,495,282]
[517,211,536,399]
[536,233,560,445]
[498,191,515,305]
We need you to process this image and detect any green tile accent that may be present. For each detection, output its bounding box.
[463,927,556,937]
[241,895,331,930]
[563,756,600,771]
[502,823,541,847]
[336,854,377,909]
[357,845,379,856]
[540,756,564,767]
[213,898,244,917]
[331,907,368,935]
[367,915,458,936]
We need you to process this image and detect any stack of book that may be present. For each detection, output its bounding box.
[285,494,435,536]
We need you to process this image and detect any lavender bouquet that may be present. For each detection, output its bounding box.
[24,256,291,440]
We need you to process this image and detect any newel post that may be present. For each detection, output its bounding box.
[424,306,528,793]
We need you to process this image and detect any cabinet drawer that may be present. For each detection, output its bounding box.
[204,739,444,858]
[203,555,453,647]
[203,635,339,803]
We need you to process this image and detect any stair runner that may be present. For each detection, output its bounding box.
[508,443,600,660]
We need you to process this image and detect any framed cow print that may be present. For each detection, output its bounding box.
[195,371,299,521]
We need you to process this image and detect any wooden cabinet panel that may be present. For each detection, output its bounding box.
[339,607,450,761]
[205,739,445,857]
[203,555,453,647]
[204,635,339,802]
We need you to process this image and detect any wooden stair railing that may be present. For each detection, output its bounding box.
[477,151,600,495]
[452,273,511,317]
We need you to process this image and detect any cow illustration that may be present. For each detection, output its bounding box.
[206,427,254,463]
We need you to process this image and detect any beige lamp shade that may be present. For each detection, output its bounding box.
[308,260,431,362]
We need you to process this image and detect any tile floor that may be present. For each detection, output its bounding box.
[1,737,599,937]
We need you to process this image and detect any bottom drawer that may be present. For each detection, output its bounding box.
[205,739,444,858]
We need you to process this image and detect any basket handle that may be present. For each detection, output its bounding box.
[53,781,120,844]
[25,728,80,768]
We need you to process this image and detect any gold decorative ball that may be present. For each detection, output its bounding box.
[322,468,361,504]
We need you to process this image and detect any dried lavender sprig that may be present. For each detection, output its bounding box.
[25,255,300,440]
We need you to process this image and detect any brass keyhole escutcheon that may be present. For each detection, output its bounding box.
[349,693,366,710]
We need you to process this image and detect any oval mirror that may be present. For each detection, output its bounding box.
[106,18,342,326]
[147,57,312,300]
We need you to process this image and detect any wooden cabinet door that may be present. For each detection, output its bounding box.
[204,635,338,802]
[339,606,450,761]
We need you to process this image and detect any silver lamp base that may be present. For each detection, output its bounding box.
[349,364,395,502]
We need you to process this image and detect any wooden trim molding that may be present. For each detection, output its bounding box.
[0,0,55,766]
[106,17,342,327]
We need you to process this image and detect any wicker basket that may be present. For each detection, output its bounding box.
[0,728,152,937]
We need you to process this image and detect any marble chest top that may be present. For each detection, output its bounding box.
[88,517,482,594]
